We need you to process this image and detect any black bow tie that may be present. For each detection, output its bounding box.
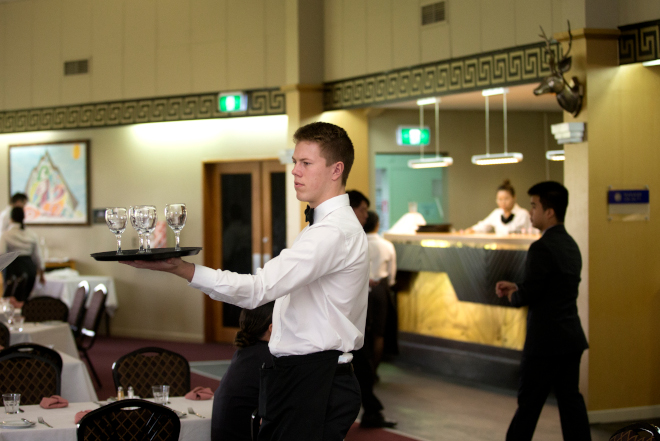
[305,205,315,226]
[501,213,515,224]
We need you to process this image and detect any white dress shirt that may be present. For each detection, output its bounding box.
[190,193,370,357]
[0,206,12,236]
[367,233,396,287]
[0,222,45,270]
[471,204,536,235]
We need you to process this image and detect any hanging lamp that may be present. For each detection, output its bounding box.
[408,98,453,168]
[471,88,523,165]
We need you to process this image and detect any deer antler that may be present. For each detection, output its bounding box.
[564,21,573,59]
[539,26,556,70]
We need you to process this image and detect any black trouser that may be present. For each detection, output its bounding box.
[258,350,361,441]
[2,256,37,302]
[351,348,383,416]
[506,351,591,441]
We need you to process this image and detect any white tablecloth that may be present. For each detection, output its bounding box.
[0,396,213,441]
[9,322,79,360]
[31,273,118,317]
[59,351,98,403]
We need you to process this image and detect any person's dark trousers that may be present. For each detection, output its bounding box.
[506,351,591,441]
[258,350,361,441]
[351,348,383,415]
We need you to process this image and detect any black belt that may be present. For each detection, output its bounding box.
[336,362,354,375]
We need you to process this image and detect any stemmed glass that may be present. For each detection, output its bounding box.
[165,204,187,251]
[128,206,145,253]
[135,206,157,253]
[105,208,128,255]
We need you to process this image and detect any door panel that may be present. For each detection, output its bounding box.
[203,159,286,343]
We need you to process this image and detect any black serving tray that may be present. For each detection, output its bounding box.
[91,247,202,261]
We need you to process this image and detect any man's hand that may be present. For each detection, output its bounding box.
[495,281,518,301]
[121,257,196,283]
[369,279,379,287]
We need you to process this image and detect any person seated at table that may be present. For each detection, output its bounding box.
[464,179,535,235]
[0,206,45,303]
[212,302,274,441]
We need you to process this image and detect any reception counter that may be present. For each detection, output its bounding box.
[384,232,539,387]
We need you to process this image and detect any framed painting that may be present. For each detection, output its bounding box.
[8,140,90,225]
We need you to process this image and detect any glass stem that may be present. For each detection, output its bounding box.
[146,234,152,252]
[115,234,123,255]
[139,234,144,253]
[174,231,181,251]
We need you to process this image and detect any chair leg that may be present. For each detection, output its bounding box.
[104,311,110,336]
[80,348,102,389]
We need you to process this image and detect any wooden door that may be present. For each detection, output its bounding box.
[202,159,286,343]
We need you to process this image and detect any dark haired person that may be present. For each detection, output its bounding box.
[212,302,274,441]
[0,193,28,237]
[125,121,367,441]
[466,179,535,235]
[347,189,370,226]
[496,181,590,441]
[0,206,45,302]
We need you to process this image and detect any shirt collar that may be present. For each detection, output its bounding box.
[313,194,349,224]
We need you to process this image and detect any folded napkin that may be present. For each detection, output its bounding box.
[75,410,92,424]
[184,386,214,400]
[40,395,69,409]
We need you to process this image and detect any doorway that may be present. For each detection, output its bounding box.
[202,159,287,342]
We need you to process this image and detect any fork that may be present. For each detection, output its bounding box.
[187,407,205,418]
[38,416,53,428]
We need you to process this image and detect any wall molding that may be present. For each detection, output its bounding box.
[0,88,285,134]
[323,42,561,110]
[588,404,660,424]
[619,20,660,65]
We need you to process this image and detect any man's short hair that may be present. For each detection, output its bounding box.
[293,122,354,185]
[10,193,27,204]
[528,181,569,222]
[346,190,370,209]
[364,211,379,233]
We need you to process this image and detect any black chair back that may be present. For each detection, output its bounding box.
[77,399,181,441]
[76,288,107,388]
[68,285,88,336]
[610,422,660,441]
[112,347,191,399]
[22,296,69,322]
[2,343,63,374]
[0,322,9,348]
[0,352,61,404]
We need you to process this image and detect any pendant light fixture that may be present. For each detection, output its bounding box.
[408,98,453,169]
[471,88,523,165]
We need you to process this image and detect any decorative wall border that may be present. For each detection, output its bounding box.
[0,88,285,134]
[323,42,561,110]
[619,19,660,65]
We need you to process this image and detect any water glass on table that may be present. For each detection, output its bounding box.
[3,393,20,414]
[152,385,169,404]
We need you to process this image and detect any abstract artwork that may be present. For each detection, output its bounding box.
[8,140,90,225]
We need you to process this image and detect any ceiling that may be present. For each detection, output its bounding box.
[378,83,561,112]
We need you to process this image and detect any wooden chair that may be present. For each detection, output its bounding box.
[0,352,61,404]
[22,296,69,322]
[112,347,191,399]
[76,287,107,388]
[610,422,660,441]
[68,284,88,337]
[77,399,180,441]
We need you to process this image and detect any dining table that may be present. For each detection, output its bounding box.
[30,270,118,317]
[0,396,213,441]
[58,351,97,403]
[9,322,79,360]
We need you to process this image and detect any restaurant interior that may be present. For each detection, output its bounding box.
[1,0,659,439]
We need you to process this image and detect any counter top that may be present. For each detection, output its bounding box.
[384,232,540,250]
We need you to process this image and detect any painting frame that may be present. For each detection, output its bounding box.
[8,140,91,226]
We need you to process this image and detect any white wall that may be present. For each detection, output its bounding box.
[0,115,289,341]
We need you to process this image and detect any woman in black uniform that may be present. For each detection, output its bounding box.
[211,302,274,441]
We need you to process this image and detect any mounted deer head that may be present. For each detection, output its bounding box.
[534,21,584,117]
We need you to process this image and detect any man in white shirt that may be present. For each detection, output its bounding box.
[125,122,368,441]
[0,193,28,237]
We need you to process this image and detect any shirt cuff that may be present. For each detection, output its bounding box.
[188,264,218,291]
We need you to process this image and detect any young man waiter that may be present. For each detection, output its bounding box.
[125,122,368,441]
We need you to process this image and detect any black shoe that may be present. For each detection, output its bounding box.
[360,413,397,429]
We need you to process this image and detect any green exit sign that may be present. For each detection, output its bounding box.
[397,126,430,146]
[218,92,248,112]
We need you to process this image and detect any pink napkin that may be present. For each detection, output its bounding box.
[40,395,69,409]
[184,386,214,400]
[75,410,93,424]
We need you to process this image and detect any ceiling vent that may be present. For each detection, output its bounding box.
[421,1,446,25]
[64,59,89,75]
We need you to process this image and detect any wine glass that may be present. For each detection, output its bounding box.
[135,206,157,253]
[165,204,187,251]
[129,206,145,253]
[105,208,128,255]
